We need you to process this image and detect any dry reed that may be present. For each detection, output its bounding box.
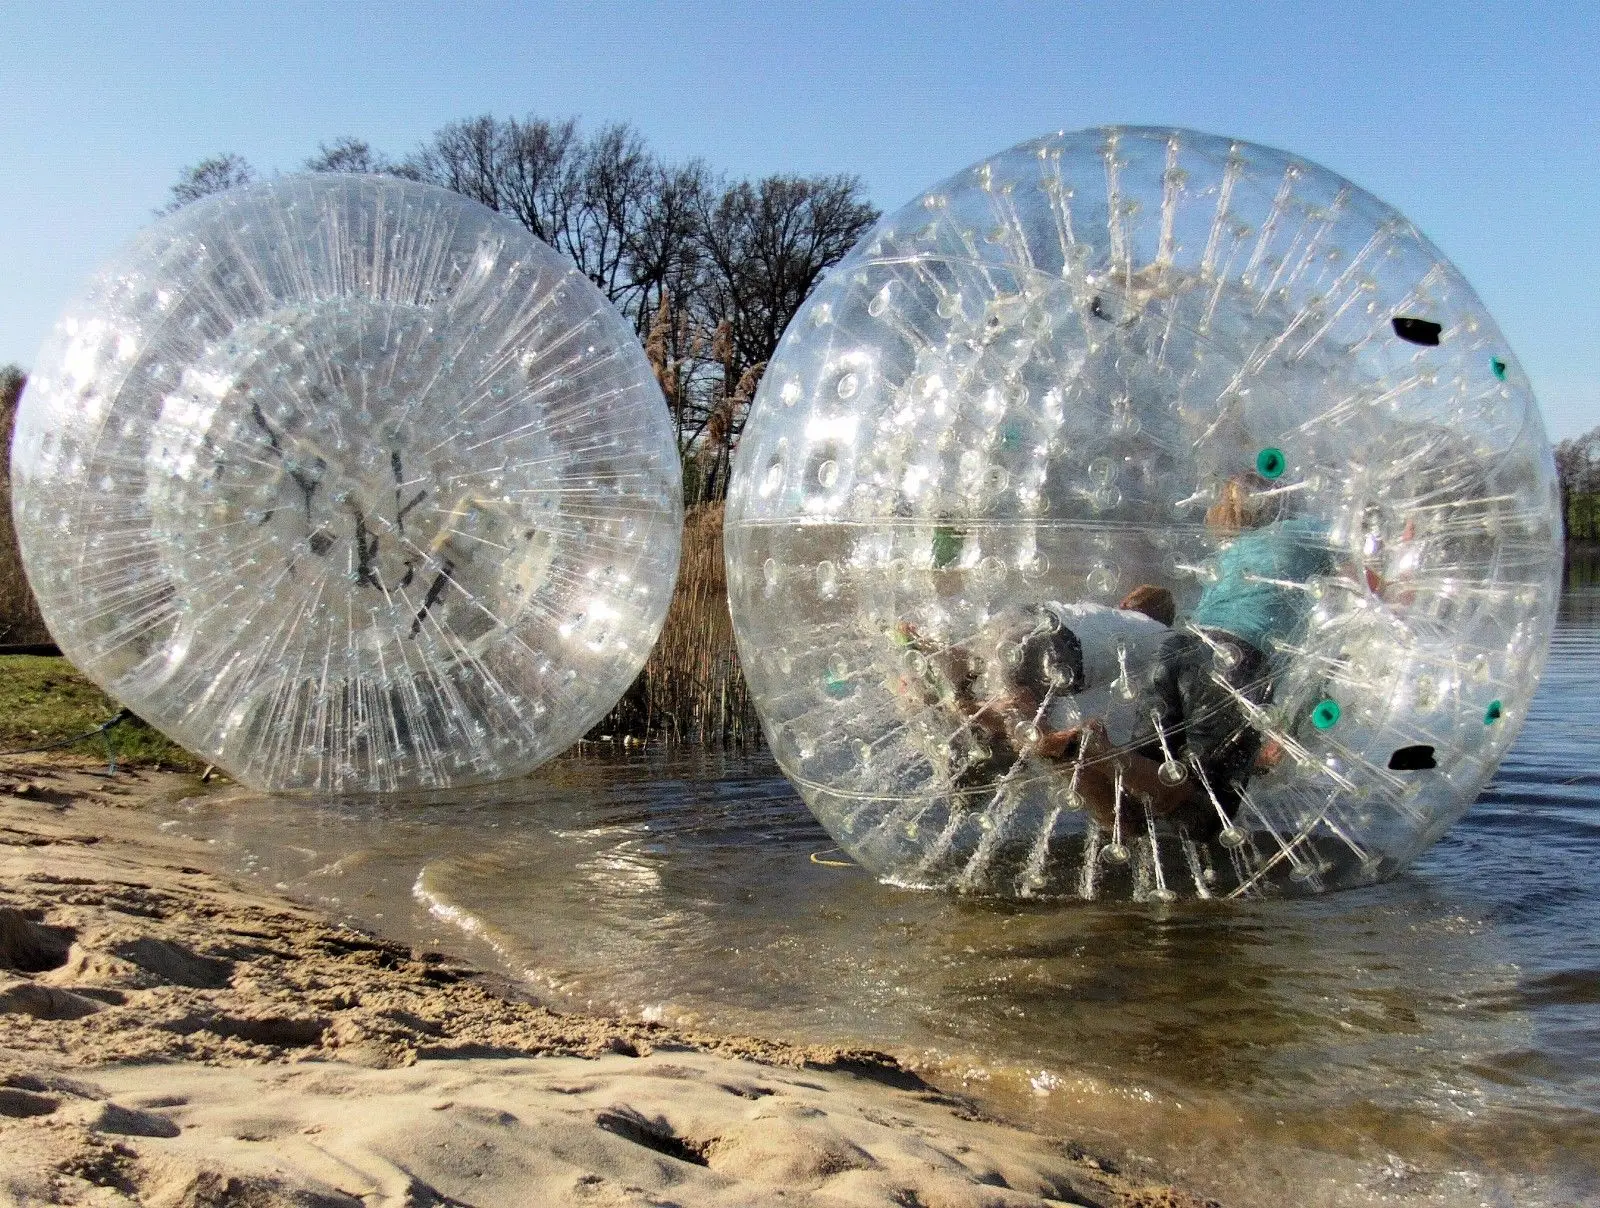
[589,501,757,744]
[0,369,50,646]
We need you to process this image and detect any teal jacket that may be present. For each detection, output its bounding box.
[1190,516,1338,651]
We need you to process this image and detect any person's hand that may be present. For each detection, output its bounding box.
[1254,737,1285,771]
[1038,717,1110,762]
[1035,724,1076,760]
[972,688,1032,738]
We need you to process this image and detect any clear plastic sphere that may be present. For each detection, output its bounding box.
[12,175,681,793]
[725,127,1562,900]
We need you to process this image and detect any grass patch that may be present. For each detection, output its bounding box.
[0,655,204,769]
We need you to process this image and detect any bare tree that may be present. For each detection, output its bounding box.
[630,161,717,458]
[682,174,878,499]
[695,174,876,380]
[624,159,710,336]
[305,137,399,175]
[409,117,660,312]
[407,116,506,210]
[160,153,255,214]
[494,116,584,248]
[570,123,654,304]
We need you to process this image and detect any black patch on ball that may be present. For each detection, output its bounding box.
[1392,316,1442,346]
[1387,744,1437,771]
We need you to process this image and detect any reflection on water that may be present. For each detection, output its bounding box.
[170,572,1600,1208]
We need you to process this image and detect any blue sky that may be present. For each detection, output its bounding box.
[3,1,1595,438]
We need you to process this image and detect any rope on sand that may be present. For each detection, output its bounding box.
[809,848,856,868]
[0,708,131,773]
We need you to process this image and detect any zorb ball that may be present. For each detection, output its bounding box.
[12,175,681,793]
[725,127,1561,901]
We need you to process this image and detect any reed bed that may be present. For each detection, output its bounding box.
[589,501,759,745]
[0,371,51,646]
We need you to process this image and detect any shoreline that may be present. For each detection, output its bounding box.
[0,753,1212,1207]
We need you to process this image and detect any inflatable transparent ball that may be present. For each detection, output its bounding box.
[12,175,681,793]
[725,127,1562,900]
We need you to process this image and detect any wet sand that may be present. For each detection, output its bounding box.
[0,754,1211,1207]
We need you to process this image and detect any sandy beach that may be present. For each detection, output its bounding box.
[0,754,1213,1207]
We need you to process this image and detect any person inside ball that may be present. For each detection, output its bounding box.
[1077,470,1347,837]
[893,586,1175,795]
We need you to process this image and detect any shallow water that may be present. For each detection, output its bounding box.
[168,574,1600,1207]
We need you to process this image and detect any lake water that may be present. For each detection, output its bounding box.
[166,567,1600,1207]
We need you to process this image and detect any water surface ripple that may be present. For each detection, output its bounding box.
[173,581,1600,1207]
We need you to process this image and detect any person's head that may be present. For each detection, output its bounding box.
[1118,584,1176,627]
[1205,471,1274,535]
[977,606,1085,720]
[966,601,1081,723]
[1008,608,1084,704]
